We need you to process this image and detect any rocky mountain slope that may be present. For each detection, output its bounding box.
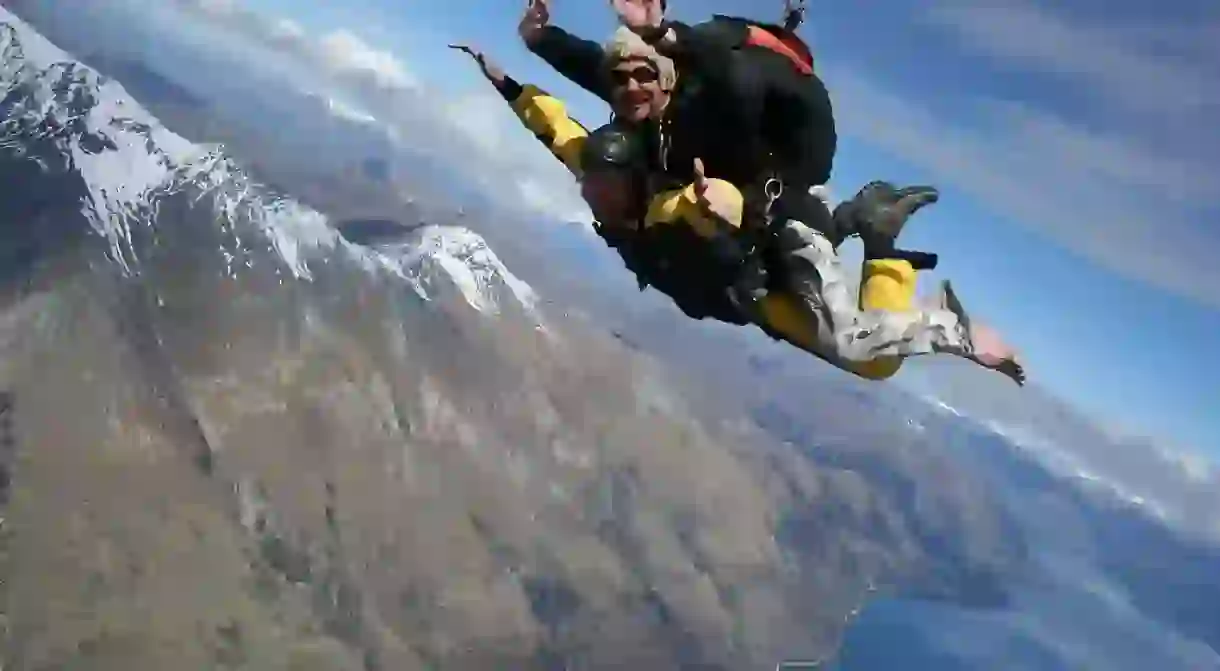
[0,9,1027,670]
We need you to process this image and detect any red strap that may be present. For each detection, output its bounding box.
[745,25,814,76]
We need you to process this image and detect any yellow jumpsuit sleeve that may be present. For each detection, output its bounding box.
[643,178,744,237]
[508,84,589,178]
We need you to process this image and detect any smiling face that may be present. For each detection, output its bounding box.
[608,57,668,123]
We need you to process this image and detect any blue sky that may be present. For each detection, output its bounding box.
[142,0,1220,456]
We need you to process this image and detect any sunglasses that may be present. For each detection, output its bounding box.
[609,66,660,87]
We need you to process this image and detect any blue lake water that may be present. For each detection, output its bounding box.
[831,588,1219,670]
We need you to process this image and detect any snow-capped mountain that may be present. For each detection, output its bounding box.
[0,8,537,324]
[369,224,542,320]
[6,10,1002,668]
[0,12,352,287]
[6,6,1216,670]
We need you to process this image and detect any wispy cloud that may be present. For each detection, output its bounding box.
[172,0,418,91]
[169,0,591,225]
[827,0,1220,309]
[921,2,1220,117]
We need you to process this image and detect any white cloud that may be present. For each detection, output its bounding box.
[823,0,1220,309]
[829,68,1220,308]
[517,174,593,224]
[320,94,378,126]
[195,0,237,17]
[439,94,507,155]
[920,1,1220,117]
[983,101,1213,206]
[173,0,417,92]
[317,29,416,90]
[442,89,593,225]
[169,0,590,224]
[267,18,305,46]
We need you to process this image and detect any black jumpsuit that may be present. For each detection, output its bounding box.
[526,18,842,242]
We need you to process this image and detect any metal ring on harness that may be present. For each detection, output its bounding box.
[764,177,784,201]
[759,177,787,239]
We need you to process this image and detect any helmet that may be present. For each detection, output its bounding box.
[580,123,645,175]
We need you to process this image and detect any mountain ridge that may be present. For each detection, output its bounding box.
[8,6,1214,670]
[0,10,1033,669]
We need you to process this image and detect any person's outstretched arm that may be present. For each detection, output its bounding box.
[519,0,613,103]
[450,44,590,178]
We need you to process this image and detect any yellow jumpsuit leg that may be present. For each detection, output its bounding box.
[757,259,917,381]
[638,178,922,381]
[846,259,917,380]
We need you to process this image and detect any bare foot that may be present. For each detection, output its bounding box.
[939,280,1025,386]
[969,322,1026,386]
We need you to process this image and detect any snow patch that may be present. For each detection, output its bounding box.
[369,225,543,325]
[983,419,1172,521]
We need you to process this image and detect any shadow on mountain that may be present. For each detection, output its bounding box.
[0,60,110,288]
[333,218,424,246]
[84,53,205,108]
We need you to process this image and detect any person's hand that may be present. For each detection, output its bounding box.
[692,158,751,268]
[692,157,714,218]
[693,157,708,200]
[447,44,505,84]
[939,279,1025,386]
[518,0,550,45]
[611,0,664,32]
[691,158,735,229]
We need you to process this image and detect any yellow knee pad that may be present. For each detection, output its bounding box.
[848,258,917,380]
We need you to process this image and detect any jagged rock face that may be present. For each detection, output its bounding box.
[0,8,1027,671]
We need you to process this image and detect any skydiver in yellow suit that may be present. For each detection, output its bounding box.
[450,39,1024,385]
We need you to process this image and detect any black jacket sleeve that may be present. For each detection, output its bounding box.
[526,27,612,103]
[494,75,524,103]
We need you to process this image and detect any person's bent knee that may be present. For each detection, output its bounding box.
[827,329,894,365]
[848,357,902,380]
[811,335,903,380]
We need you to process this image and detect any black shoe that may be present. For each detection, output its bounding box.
[833,181,940,258]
